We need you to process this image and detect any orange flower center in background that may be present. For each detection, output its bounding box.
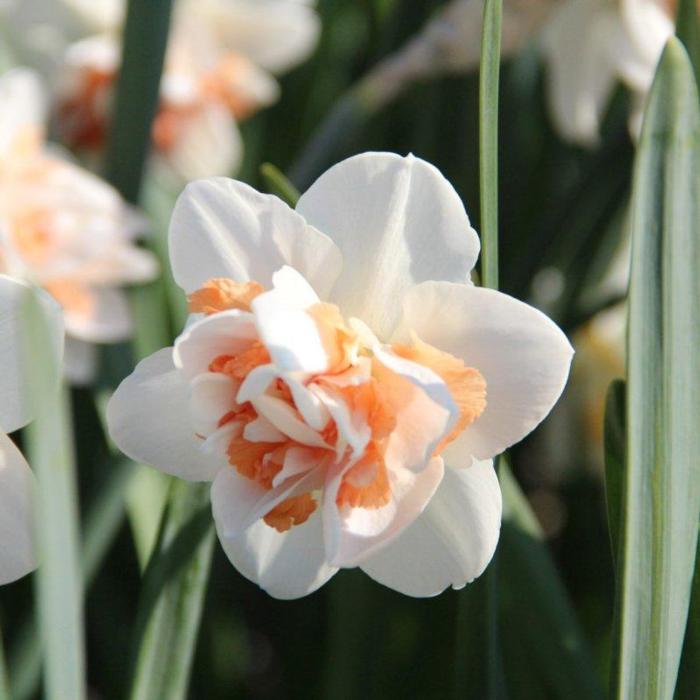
[11,209,56,265]
[57,67,114,150]
[191,277,488,533]
[59,53,262,154]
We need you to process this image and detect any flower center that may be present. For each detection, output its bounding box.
[188,277,487,533]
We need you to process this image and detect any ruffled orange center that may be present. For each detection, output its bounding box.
[393,335,487,455]
[188,278,264,314]
[192,276,487,533]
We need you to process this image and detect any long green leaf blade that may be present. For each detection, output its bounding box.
[127,482,215,700]
[25,381,86,700]
[614,37,700,700]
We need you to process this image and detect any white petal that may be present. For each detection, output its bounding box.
[0,432,37,585]
[272,446,318,487]
[238,364,328,429]
[0,276,64,433]
[361,460,502,597]
[63,286,132,344]
[619,0,672,91]
[173,309,258,379]
[324,457,445,568]
[190,372,238,435]
[236,363,277,402]
[183,0,321,73]
[243,415,286,442]
[168,177,342,297]
[211,462,323,536]
[0,68,45,160]
[541,0,618,145]
[201,421,239,457]
[282,374,328,430]
[251,266,328,373]
[216,508,337,600]
[295,152,480,339]
[161,102,243,182]
[106,348,221,481]
[252,395,327,447]
[396,282,574,464]
[310,383,370,461]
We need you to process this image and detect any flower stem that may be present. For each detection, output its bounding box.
[479,0,502,290]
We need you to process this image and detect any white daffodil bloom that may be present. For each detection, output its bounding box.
[0,68,158,383]
[541,0,674,145]
[0,274,64,585]
[107,152,574,599]
[56,0,320,181]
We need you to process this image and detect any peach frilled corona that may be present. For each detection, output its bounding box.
[108,152,574,599]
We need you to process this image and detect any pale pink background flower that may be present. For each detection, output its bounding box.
[0,68,158,382]
[56,0,321,181]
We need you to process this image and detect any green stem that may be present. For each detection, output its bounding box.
[260,163,301,207]
[479,0,503,290]
[105,0,174,204]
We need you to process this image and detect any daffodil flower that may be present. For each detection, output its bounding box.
[57,0,320,180]
[541,0,675,145]
[0,68,158,383]
[0,275,64,585]
[107,152,573,599]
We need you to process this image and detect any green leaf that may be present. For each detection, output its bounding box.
[479,0,502,290]
[604,379,626,565]
[677,0,700,86]
[260,163,301,207]
[127,481,215,700]
[612,38,700,700]
[25,382,86,700]
[105,0,174,204]
[10,458,137,700]
[499,462,605,700]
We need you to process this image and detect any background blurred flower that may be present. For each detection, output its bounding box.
[0,274,64,585]
[541,0,675,145]
[0,68,157,382]
[56,0,320,181]
[108,152,573,599]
